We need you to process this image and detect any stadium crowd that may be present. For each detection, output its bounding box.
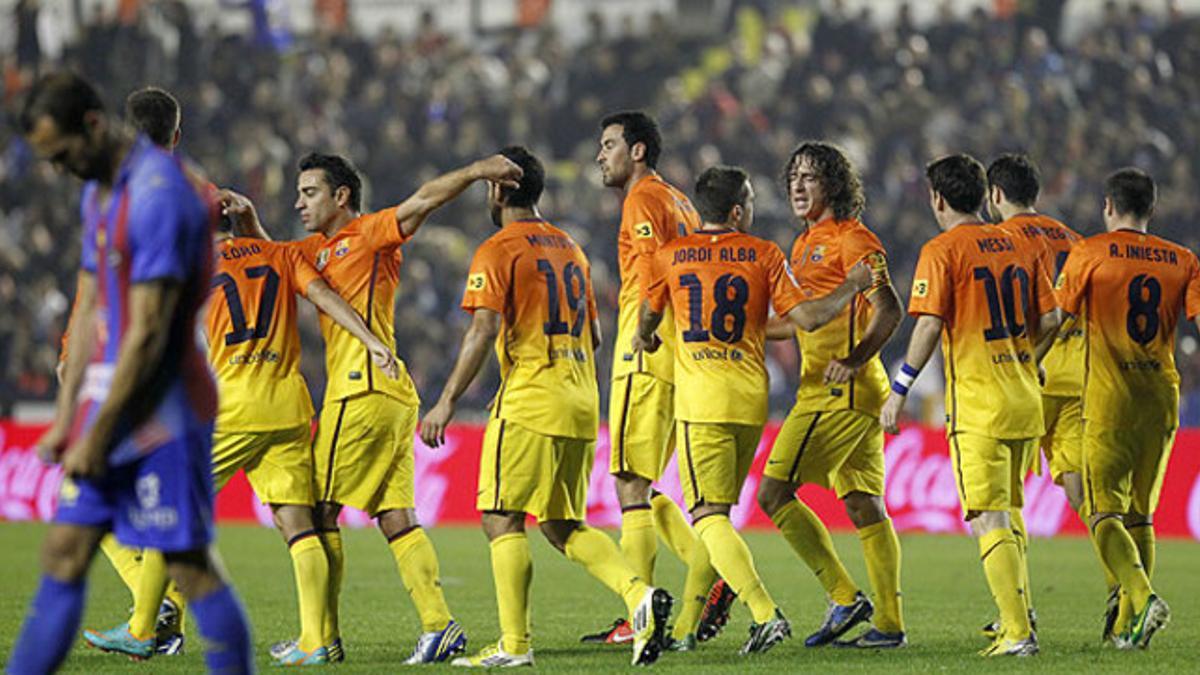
[2,0,1199,422]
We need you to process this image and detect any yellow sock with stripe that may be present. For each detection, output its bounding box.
[288,532,330,651]
[620,506,657,584]
[564,525,647,613]
[1009,508,1033,612]
[129,550,169,639]
[99,535,143,597]
[319,529,344,643]
[770,500,857,605]
[858,518,904,633]
[695,514,776,623]
[651,493,716,639]
[389,527,453,632]
[1116,522,1156,631]
[978,528,1031,640]
[490,533,533,655]
[1092,517,1152,612]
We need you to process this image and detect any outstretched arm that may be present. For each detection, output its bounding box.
[784,262,871,332]
[395,155,522,239]
[880,313,943,434]
[304,278,399,379]
[766,314,795,341]
[420,309,503,447]
[218,189,272,240]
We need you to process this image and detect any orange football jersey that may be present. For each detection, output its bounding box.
[207,237,321,430]
[1055,229,1200,430]
[908,223,1056,438]
[613,173,701,382]
[462,219,600,439]
[646,229,805,425]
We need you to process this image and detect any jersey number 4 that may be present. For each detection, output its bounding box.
[212,265,280,346]
[680,273,748,343]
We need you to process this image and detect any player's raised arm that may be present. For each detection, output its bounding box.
[37,271,97,463]
[420,308,503,447]
[880,313,944,435]
[304,277,399,379]
[395,155,522,238]
[783,262,872,332]
[219,188,272,240]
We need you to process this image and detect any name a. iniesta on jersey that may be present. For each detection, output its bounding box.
[1108,244,1179,265]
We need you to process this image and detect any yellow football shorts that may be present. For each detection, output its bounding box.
[1082,423,1175,516]
[948,433,1036,519]
[609,373,674,481]
[476,419,594,521]
[677,421,763,510]
[211,424,314,505]
[312,392,415,516]
[764,408,885,497]
[1040,395,1083,484]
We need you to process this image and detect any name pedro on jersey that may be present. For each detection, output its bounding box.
[673,246,757,264]
[1108,243,1180,264]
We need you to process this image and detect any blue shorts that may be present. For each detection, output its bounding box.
[54,426,215,552]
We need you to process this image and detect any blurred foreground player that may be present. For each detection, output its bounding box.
[1054,168,1193,648]
[8,71,252,674]
[421,146,672,667]
[636,166,870,655]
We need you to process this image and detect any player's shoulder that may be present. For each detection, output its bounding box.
[835,217,885,250]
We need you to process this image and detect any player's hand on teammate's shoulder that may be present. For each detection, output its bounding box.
[419,399,456,448]
[472,155,523,190]
[880,392,904,436]
[823,357,860,384]
[631,332,662,354]
[61,433,108,478]
[847,261,873,292]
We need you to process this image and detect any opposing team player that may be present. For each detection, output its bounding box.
[881,155,1059,657]
[590,110,729,649]
[420,146,672,667]
[287,151,522,664]
[1054,168,1193,648]
[983,153,1083,640]
[758,142,906,648]
[636,166,870,655]
[9,71,252,674]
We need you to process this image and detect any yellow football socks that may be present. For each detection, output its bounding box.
[695,514,776,623]
[99,535,143,596]
[319,529,344,642]
[129,550,169,639]
[770,500,857,605]
[978,527,1030,640]
[859,518,904,634]
[620,507,657,584]
[490,533,533,655]
[1092,517,1152,612]
[1130,523,1155,580]
[1009,509,1033,611]
[289,533,330,651]
[389,527,453,632]
[564,525,646,612]
[651,493,716,640]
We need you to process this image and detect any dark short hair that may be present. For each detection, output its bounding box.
[926,154,987,214]
[125,87,180,148]
[19,71,106,136]
[600,110,662,169]
[694,165,750,224]
[497,145,544,208]
[784,141,865,220]
[299,152,363,211]
[1105,167,1156,220]
[986,153,1040,207]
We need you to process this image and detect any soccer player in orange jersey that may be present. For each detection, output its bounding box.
[1055,168,1197,648]
[758,142,906,649]
[983,154,1084,641]
[420,146,671,667]
[589,110,726,650]
[289,151,521,664]
[881,155,1060,657]
[636,165,870,655]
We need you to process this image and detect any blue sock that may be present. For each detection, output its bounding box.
[7,576,86,675]
[190,584,254,673]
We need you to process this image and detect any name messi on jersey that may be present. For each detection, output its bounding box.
[525,233,574,249]
[673,246,757,265]
[975,237,1015,254]
[1108,243,1179,265]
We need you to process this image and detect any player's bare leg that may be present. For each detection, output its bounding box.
[971,510,1035,656]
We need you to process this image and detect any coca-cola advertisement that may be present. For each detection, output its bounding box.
[3,420,1199,540]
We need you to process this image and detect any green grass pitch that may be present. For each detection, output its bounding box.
[0,522,1196,672]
